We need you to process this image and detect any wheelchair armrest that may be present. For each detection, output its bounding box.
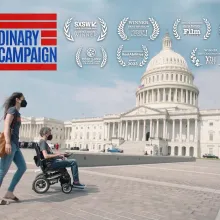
[64,152,73,158]
[41,155,61,162]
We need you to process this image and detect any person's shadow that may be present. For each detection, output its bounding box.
[20,184,99,203]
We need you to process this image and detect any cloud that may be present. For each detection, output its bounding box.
[0,72,137,121]
[27,77,138,118]
[194,67,220,109]
[72,80,138,116]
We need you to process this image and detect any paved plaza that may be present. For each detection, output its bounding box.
[1,152,220,220]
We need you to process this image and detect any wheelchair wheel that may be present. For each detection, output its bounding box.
[32,177,50,194]
[61,183,72,194]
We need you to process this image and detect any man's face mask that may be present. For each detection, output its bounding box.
[47,134,53,141]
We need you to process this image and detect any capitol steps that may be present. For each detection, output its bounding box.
[119,141,146,155]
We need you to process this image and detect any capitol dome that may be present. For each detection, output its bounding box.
[146,33,188,73]
[136,33,199,110]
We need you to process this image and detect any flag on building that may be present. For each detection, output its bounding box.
[138,84,144,89]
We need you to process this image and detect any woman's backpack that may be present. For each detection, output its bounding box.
[0,132,6,157]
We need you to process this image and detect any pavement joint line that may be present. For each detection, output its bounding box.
[135,165,220,176]
[20,161,214,170]
[8,169,40,173]
[140,211,164,218]
[83,207,159,220]
[77,208,116,220]
[215,208,220,220]
[80,170,220,194]
[124,211,160,220]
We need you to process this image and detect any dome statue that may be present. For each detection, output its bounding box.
[145,32,188,74]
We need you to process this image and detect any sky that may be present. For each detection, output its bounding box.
[0,0,220,128]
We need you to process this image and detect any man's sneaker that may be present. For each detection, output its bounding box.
[73,182,85,189]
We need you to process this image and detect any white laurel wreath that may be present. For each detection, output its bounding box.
[75,47,83,68]
[100,47,107,68]
[190,48,202,67]
[203,18,211,40]
[97,18,108,42]
[139,45,149,67]
[148,18,160,40]
[117,45,126,66]
[173,18,181,40]
[118,18,129,41]
[63,17,74,42]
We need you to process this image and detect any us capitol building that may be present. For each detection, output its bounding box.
[20,33,220,158]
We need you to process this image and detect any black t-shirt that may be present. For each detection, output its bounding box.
[7,107,21,146]
[39,139,55,162]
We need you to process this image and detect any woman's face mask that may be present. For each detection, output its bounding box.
[20,99,27,107]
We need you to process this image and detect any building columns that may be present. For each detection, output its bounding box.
[172,119,175,141]
[163,119,166,139]
[125,121,128,140]
[187,119,190,142]
[179,119,182,142]
[156,119,159,138]
[131,120,134,141]
[150,119,152,138]
[195,119,198,142]
[142,120,146,141]
[112,122,115,138]
[137,120,140,141]
[181,89,183,103]
[163,88,166,102]
[107,123,110,140]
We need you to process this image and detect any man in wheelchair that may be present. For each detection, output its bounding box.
[38,127,85,189]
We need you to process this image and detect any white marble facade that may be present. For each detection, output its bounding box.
[20,33,220,158]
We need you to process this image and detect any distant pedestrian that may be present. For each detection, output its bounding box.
[151,150,152,155]
[55,143,59,151]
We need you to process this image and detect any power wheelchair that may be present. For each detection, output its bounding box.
[32,143,73,194]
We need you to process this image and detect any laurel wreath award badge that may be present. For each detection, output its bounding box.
[190,48,202,67]
[173,18,211,40]
[117,17,159,41]
[190,48,220,67]
[117,45,149,67]
[64,17,108,42]
[75,47,107,68]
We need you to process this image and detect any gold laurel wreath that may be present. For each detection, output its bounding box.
[100,47,107,68]
[203,18,211,40]
[75,47,83,68]
[117,45,126,66]
[97,18,108,42]
[149,18,160,40]
[173,18,181,40]
[118,18,129,41]
[190,48,202,67]
[139,45,149,67]
[63,18,74,42]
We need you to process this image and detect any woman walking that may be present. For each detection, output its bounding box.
[0,92,27,205]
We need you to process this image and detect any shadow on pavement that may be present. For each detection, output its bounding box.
[20,184,99,203]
